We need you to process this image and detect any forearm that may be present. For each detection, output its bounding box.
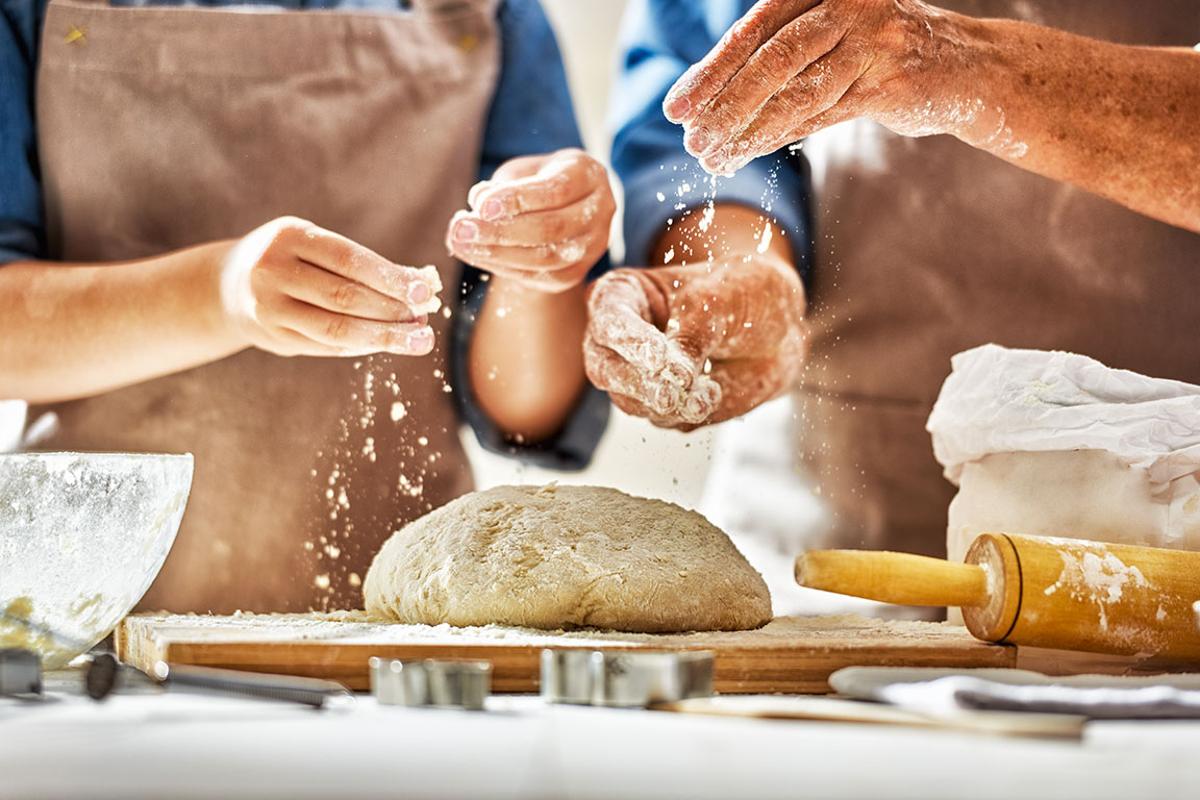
[468,277,589,442]
[0,242,244,403]
[942,11,1200,231]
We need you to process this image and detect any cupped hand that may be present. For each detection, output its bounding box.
[219,216,442,358]
[446,148,616,293]
[583,255,807,430]
[664,0,990,175]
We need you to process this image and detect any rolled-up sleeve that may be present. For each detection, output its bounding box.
[0,1,46,265]
[452,0,610,471]
[611,0,812,278]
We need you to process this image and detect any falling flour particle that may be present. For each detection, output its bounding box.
[697,201,716,233]
[663,247,675,263]
[656,192,666,202]
[757,221,773,254]
[390,402,407,422]
[314,574,331,590]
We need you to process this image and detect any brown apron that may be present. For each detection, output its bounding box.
[32,0,499,612]
[795,0,1200,558]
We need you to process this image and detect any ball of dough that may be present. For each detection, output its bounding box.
[364,484,772,632]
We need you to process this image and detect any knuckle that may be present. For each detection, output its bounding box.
[271,215,311,242]
[542,215,570,242]
[585,363,614,390]
[329,280,362,311]
[261,216,314,257]
[582,159,605,184]
[383,325,412,351]
[542,182,570,207]
[529,245,557,269]
[756,38,794,78]
[599,189,617,214]
[323,315,352,342]
[593,269,626,291]
[253,252,286,277]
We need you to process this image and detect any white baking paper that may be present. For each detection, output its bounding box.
[927,344,1200,490]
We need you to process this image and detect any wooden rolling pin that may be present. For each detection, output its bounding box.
[796,533,1200,661]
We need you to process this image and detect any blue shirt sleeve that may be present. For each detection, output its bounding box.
[0,0,48,265]
[611,0,812,278]
[452,0,611,471]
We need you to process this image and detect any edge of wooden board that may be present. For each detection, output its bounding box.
[117,618,1017,694]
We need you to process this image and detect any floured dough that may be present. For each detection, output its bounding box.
[364,484,772,632]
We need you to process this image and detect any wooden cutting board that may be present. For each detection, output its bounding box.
[117,612,1015,693]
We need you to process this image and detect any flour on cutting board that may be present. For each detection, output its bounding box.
[126,611,973,648]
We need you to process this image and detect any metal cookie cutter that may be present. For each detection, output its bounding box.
[0,649,42,697]
[540,649,714,708]
[369,658,492,710]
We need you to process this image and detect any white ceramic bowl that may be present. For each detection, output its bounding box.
[0,452,193,667]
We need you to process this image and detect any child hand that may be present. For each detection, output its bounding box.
[446,149,616,293]
[220,217,441,357]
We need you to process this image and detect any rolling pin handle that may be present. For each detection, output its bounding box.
[795,550,990,609]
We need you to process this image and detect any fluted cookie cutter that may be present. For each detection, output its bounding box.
[369,657,492,710]
[540,649,714,708]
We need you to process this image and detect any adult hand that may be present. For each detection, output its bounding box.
[584,255,807,430]
[219,216,442,358]
[663,0,998,175]
[446,149,616,293]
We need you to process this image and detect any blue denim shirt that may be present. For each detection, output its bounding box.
[612,0,812,278]
[0,0,609,469]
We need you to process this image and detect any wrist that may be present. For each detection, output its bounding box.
[918,10,1025,155]
[190,239,250,354]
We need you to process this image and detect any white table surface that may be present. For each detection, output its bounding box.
[3,678,1200,800]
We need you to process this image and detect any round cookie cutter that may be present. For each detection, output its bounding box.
[369,657,492,710]
[540,649,715,708]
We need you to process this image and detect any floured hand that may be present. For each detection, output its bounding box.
[664,0,994,175]
[584,255,807,430]
[446,149,616,293]
[220,217,441,358]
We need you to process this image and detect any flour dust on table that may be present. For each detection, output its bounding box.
[364,484,772,632]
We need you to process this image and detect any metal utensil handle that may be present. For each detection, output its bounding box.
[156,662,350,708]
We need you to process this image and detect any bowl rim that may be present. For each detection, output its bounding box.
[0,451,194,459]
